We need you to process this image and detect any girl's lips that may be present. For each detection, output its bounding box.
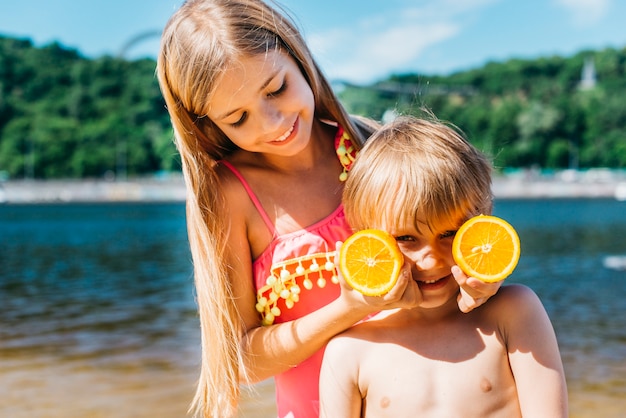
[269,118,298,145]
[416,274,452,291]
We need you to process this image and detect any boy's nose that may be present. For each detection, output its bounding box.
[412,246,444,272]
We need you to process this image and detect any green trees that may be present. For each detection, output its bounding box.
[339,47,626,170]
[0,35,624,179]
[0,36,176,179]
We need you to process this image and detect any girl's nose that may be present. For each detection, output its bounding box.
[259,102,283,131]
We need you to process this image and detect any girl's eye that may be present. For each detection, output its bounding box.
[268,80,287,98]
[231,112,247,128]
[439,230,457,239]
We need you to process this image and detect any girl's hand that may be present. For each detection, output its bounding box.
[334,242,422,313]
[451,265,503,312]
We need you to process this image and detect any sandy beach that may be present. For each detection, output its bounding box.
[2,364,625,418]
[1,170,626,203]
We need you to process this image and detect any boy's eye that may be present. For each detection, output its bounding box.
[439,230,457,239]
[395,235,415,242]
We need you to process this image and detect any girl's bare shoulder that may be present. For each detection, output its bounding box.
[214,160,263,231]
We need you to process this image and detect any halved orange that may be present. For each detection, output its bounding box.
[339,229,404,296]
[452,215,521,283]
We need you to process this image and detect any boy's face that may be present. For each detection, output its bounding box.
[390,217,460,309]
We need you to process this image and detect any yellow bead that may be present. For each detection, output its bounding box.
[263,314,274,325]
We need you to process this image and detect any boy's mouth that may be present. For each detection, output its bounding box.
[416,274,451,290]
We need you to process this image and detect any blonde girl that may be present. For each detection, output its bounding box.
[157,1,502,416]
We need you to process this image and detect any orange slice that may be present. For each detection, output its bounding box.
[339,229,404,296]
[452,215,521,283]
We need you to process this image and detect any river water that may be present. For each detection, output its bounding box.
[1,199,625,417]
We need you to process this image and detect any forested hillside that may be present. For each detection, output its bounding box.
[338,47,626,169]
[0,36,175,179]
[0,35,624,179]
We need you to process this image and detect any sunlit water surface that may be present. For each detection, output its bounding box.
[1,199,625,417]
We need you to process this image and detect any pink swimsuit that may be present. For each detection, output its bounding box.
[220,129,355,418]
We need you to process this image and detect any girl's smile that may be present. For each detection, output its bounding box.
[207,50,315,157]
[267,117,299,145]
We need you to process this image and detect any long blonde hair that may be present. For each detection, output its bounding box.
[343,116,493,234]
[156,0,369,416]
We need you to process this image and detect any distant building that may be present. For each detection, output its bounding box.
[579,57,597,90]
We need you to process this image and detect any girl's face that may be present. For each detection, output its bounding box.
[392,218,460,309]
[206,49,315,157]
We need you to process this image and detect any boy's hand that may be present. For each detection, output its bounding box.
[452,265,503,313]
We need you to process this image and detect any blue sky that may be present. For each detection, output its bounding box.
[1,0,624,84]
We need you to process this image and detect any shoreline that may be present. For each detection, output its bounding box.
[1,173,626,203]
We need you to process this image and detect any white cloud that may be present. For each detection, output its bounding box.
[306,0,498,83]
[554,0,611,27]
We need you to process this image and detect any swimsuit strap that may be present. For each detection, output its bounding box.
[220,160,276,236]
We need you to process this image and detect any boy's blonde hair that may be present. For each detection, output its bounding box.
[156,1,369,416]
[343,116,493,235]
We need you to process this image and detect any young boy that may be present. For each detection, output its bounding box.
[319,116,568,417]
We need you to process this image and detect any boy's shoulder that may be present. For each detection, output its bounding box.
[490,283,539,304]
[479,283,545,323]
[328,311,398,345]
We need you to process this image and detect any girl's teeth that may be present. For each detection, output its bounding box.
[275,125,293,142]
[424,279,438,284]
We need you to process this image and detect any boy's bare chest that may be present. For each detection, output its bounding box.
[359,331,520,417]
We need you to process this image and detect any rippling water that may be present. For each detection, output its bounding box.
[1,199,625,417]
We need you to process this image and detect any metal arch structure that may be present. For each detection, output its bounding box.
[113,29,161,181]
[117,30,162,58]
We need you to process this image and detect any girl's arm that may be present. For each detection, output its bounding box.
[501,285,569,417]
[231,241,419,381]
[219,162,422,382]
[225,199,421,381]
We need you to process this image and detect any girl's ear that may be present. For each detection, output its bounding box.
[350,115,380,142]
